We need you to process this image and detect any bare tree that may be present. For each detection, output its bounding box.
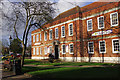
[2,0,55,67]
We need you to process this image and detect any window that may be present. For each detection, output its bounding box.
[99,41,106,53]
[40,48,42,55]
[49,30,52,40]
[40,33,41,41]
[87,19,93,31]
[112,39,120,53]
[69,44,74,54]
[98,16,104,29]
[36,34,39,42]
[49,46,52,53]
[33,35,35,42]
[44,47,47,55]
[33,48,35,55]
[55,28,58,39]
[88,42,94,54]
[68,23,73,36]
[44,32,47,41]
[62,44,66,54]
[36,47,39,55]
[61,26,65,37]
[110,12,118,26]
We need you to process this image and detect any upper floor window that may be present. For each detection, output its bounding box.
[33,48,35,55]
[40,33,41,41]
[110,12,118,27]
[55,28,58,39]
[33,35,35,42]
[49,30,52,40]
[62,44,66,54]
[61,26,65,37]
[98,16,104,29]
[112,39,120,53]
[69,43,74,54]
[68,23,73,36]
[87,19,93,31]
[99,40,106,53]
[44,32,47,41]
[36,34,39,42]
[88,42,94,54]
[36,47,39,55]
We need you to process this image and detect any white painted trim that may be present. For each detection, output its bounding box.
[88,42,94,54]
[68,23,73,36]
[61,44,66,54]
[110,12,119,27]
[87,19,93,31]
[97,16,104,29]
[59,57,120,63]
[69,43,74,54]
[99,40,106,53]
[32,57,49,60]
[55,28,59,39]
[49,29,53,40]
[112,39,120,53]
[61,26,65,38]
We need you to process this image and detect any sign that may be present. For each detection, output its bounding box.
[92,30,112,36]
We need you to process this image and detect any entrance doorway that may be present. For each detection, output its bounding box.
[55,45,59,59]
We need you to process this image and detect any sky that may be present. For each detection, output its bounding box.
[0,0,98,46]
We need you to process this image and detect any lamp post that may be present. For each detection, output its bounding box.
[9,35,12,54]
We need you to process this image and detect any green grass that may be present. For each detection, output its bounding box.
[23,66,120,79]
[24,59,118,66]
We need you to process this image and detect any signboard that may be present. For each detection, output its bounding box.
[92,30,112,36]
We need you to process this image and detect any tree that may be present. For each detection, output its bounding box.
[10,39,22,54]
[2,0,55,67]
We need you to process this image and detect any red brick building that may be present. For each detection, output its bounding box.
[31,1,120,63]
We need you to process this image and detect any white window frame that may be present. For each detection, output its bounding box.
[62,44,66,54]
[61,26,65,38]
[36,47,39,55]
[110,12,119,27]
[44,47,47,55]
[68,23,73,36]
[87,19,93,31]
[33,35,35,42]
[97,16,104,29]
[40,48,42,55]
[55,28,58,39]
[44,31,47,41]
[88,42,94,54]
[112,39,120,53]
[99,40,106,53]
[40,33,41,41]
[36,34,39,42]
[33,48,35,55]
[69,43,74,54]
[49,29,52,40]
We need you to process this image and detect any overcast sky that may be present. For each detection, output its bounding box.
[0,0,98,46]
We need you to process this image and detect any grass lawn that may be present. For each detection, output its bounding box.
[22,66,120,79]
[23,59,120,79]
[24,59,119,66]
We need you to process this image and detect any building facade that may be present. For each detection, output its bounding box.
[31,1,120,63]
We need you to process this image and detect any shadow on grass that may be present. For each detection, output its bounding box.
[24,67,120,80]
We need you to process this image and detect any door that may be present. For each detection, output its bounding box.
[55,45,59,59]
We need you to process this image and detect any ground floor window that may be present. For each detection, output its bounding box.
[44,47,47,55]
[33,48,35,55]
[62,44,66,54]
[99,40,106,53]
[69,44,74,54]
[88,42,94,54]
[112,39,120,53]
[36,47,39,55]
[40,48,42,55]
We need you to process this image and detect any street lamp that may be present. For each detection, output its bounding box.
[9,35,12,54]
